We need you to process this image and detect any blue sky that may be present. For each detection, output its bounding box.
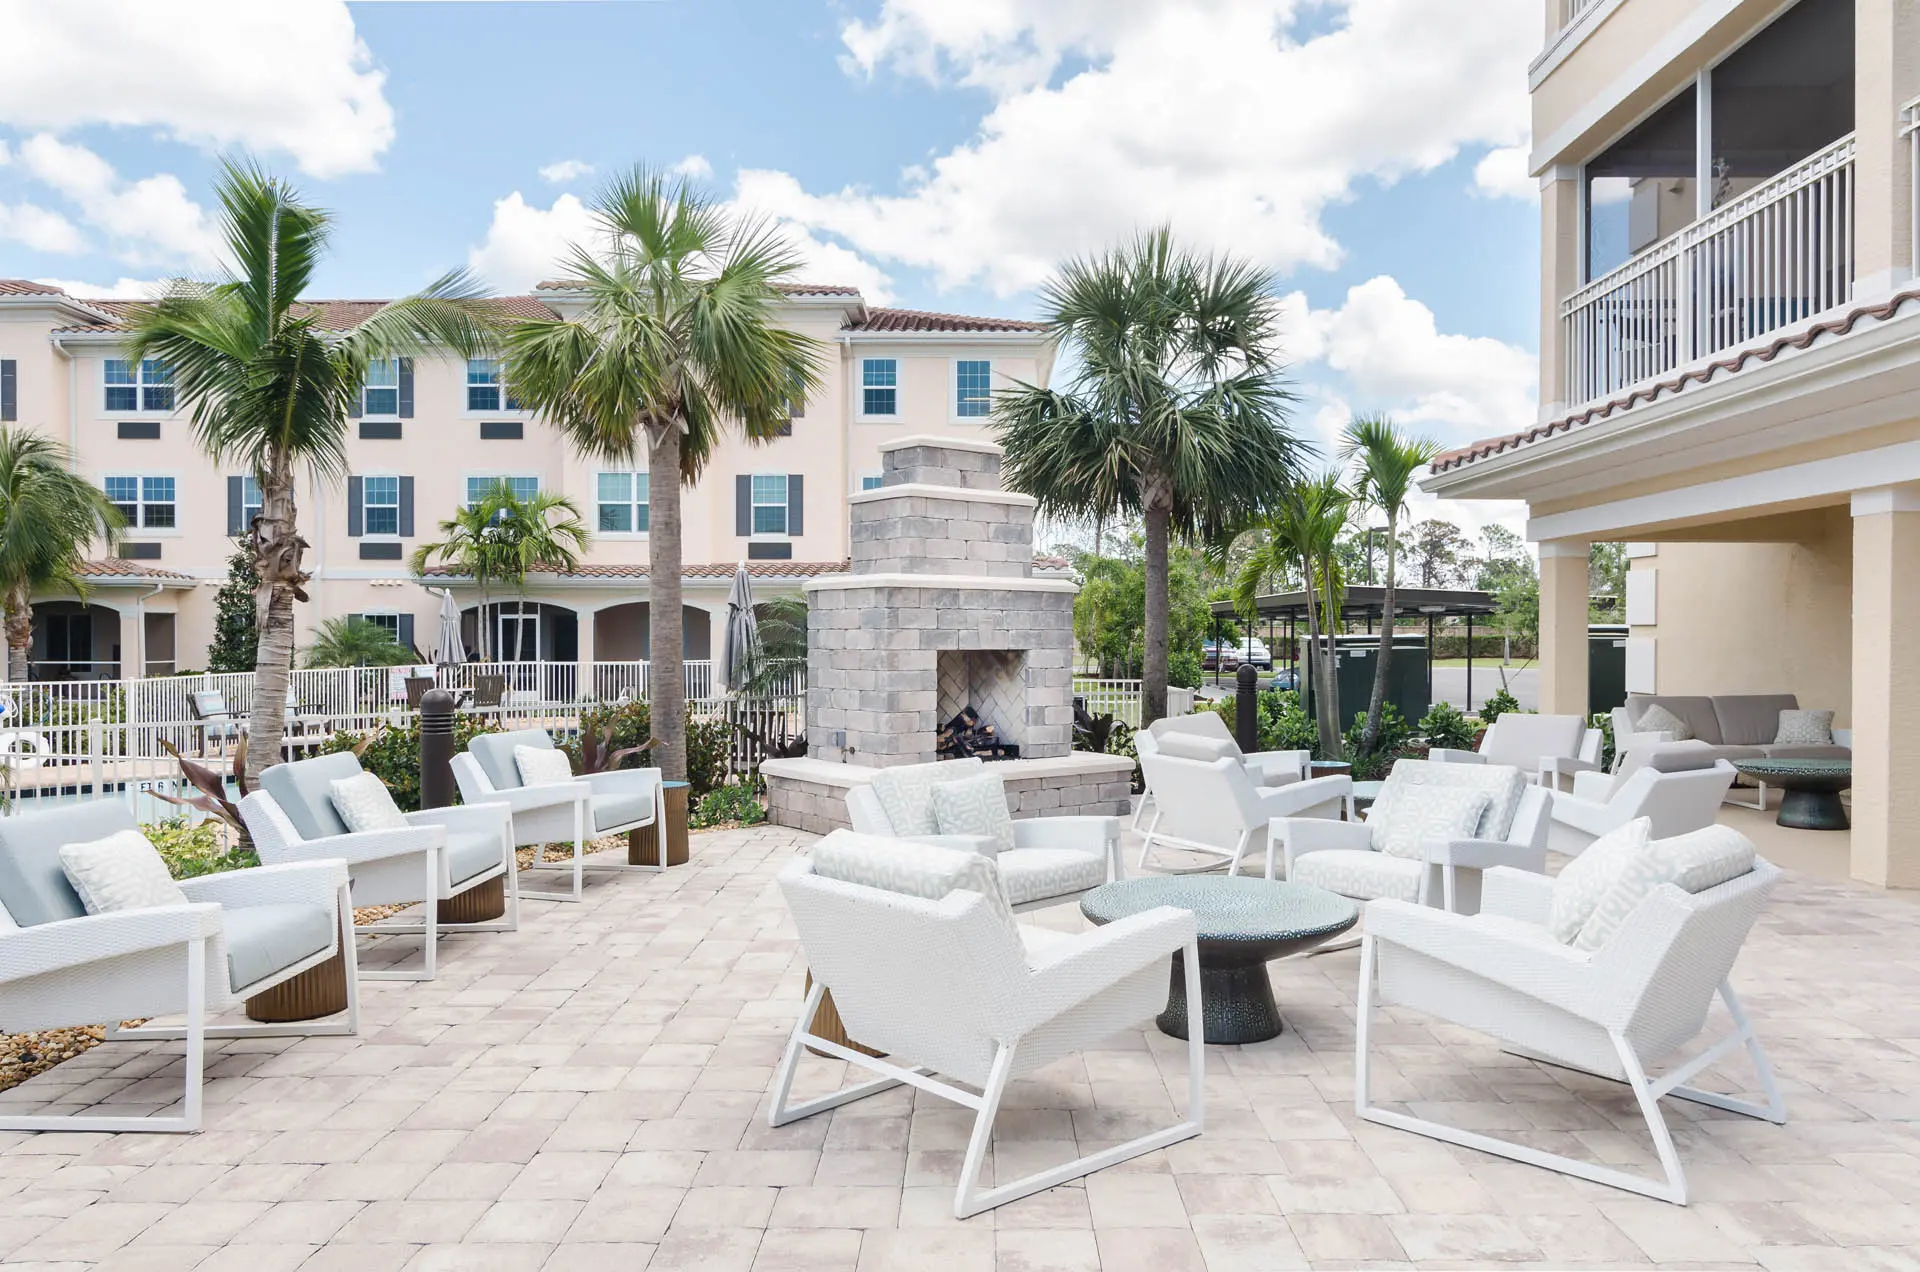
[0,0,1541,529]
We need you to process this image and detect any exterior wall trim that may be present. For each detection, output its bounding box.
[804,572,1075,595]
[1851,486,1920,517]
[1528,0,1629,89]
[846,482,1035,509]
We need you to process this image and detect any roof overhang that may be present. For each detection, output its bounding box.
[1214,585,1497,621]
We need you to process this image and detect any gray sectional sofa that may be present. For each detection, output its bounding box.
[1616,694,1851,765]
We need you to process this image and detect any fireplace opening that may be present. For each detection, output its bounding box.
[936,649,1027,761]
[938,706,1022,760]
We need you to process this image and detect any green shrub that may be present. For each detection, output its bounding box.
[146,817,257,879]
[1343,702,1413,779]
[1257,689,1319,754]
[686,717,730,799]
[690,781,767,829]
[1418,701,1477,750]
[566,700,731,799]
[1478,688,1520,725]
[318,715,500,810]
[1590,709,1616,770]
[1168,648,1203,690]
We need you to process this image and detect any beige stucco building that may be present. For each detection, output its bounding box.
[1426,0,1920,887]
[0,279,1052,687]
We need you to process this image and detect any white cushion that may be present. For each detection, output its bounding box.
[58,830,189,914]
[1368,785,1490,860]
[1573,825,1757,951]
[868,758,983,838]
[809,829,1018,937]
[328,771,407,833]
[515,744,576,786]
[1547,816,1650,944]
[1634,702,1693,740]
[998,847,1107,906]
[1374,759,1528,843]
[1292,849,1423,903]
[1156,732,1237,763]
[1773,709,1835,746]
[929,771,1015,854]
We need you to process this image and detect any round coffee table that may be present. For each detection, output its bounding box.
[1079,876,1358,1044]
[1732,758,1852,830]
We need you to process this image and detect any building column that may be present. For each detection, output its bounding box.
[1850,487,1920,887]
[1538,168,1582,422]
[1537,539,1590,717]
[575,603,598,703]
[1853,0,1919,294]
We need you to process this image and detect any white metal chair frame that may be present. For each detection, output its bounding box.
[1137,749,1352,875]
[1353,863,1786,1204]
[451,747,664,903]
[1130,716,1311,830]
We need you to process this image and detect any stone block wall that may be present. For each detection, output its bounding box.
[848,490,1036,577]
[881,442,1003,490]
[765,765,1134,837]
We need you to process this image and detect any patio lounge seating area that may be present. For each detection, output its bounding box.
[0,807,1915,1269]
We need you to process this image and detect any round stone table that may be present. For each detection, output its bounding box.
[1080,876,1359,1044]
[1733,758,1852,830]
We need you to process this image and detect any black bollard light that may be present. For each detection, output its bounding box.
[419,687,456,809]
[1235,662,1259,755]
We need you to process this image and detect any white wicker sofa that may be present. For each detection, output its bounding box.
[0,799,359,1132]
[771,832,1203,1218]
[845,757,1122,911]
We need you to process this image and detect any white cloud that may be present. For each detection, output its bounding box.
[18,134,221,268]
[29,276,170,300]
[747,0,1534,296]
[0,202,85,254]
[671,154,714,181]
[0,139,9,166]
[0,0,392,178]
[1472,143,1536,201]
[539,159,595,184]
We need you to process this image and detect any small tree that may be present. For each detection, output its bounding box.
[410,481,589,661]
[207,542,261,673]
[303,616,414,669]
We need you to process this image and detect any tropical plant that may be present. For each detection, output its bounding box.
[740,595,807,697]
[207,541,261,672]
[1418,700,1478,750]
[690,781,767,829]
[996,228,1304,727]
[1230,473,1351,755]
[1479,687,1521,724]
[147,817,258,879]
[0,427,123,680]
[1343,701,1412,781]
[1071,541,1211,682]
[153,739,251,842]
[126,159,495,786]
[500,167,824,782]
[302,616,414,668]
[1339,415,1441,756]
[316,717,497,812]
[408,482,589,660]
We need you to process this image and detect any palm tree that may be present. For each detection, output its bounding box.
[501,168,823,780]
[995,228,1303,726]
[409,481,589,661]
[126,159,496,786]
[1231,474,1351,755]
[0,428,123,680]
[303,616,413,669]
[1340,415,1441,754]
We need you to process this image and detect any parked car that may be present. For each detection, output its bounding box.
[1267,666,1299,692]
[1233,638,1273,670]
[1202,640,1241,671]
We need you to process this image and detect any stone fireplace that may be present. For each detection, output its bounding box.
[761,435,1134,833]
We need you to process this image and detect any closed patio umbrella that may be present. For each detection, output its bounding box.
[433,589,466,666]
[721,562,759,693]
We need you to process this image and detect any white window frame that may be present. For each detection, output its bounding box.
[102,358,175,414]
[857,357,899,420]
[463,357,526,416]
[952,357,993,421]
[749,471,790,537]
[361,474,402,539]
[104,473,179,533]
[594,470,650,537]
[464,474,541,510]
[361,357,401,418]
[357,611,402,640]
[238,475,264,528]
[854,470,884,493]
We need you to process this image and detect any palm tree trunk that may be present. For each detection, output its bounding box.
[244,462,304,789]
[5,585,32,682]
[1301,552,1340,755]
[1363,508,1399,752]
[649,422,687,781]
[1140,472,1172,727]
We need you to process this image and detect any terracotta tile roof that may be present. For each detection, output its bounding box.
[534,280,865,298]
[1431,286,1920,476]
[0,279,68,296]
[46,295,560,336]
[420,559,852,581]
[842,306,1047,334]
[1031,554,1074,572]
[78,558,192,580]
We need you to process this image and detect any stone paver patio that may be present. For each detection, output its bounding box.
[2,821,1918,1271]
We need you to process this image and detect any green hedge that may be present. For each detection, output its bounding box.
[1430,634,1534,660]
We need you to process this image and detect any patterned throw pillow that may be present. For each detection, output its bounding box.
[329,771,408,832]
[1573,824,1756,951]
[1773,709,1835,746]
[59,830,190,914]
[930,771,1016,854]
[809,830,1019,936]
[1633,703,1694,740]
[868,758,984,837]
[1370,785,1490,860]
[1374,759,1527,843]
[515,744,576,786]
[1547,816,1651,944]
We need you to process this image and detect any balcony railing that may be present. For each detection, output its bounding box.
[1562,134,1856,406]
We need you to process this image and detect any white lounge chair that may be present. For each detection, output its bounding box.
[1275,758,1550,912]
[1550,748,1737,845]
[771,832,1203,1218]
[243,751,519,981]
[452,728,664,902]
[1137,742,1351,875]
[1429,712,1602,788]
[0,799,359,1133]
[1132,712,1310,829]
[1355,839,1785,1204]
[845,757,1122,911]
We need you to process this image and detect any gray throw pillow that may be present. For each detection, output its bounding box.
[1633,703,1693,740]
[1773,709,1834,746]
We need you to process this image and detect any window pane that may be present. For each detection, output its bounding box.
[509,477,538,500]
[466,477,490,505]
[140,359,173,385]
[364,387,399,415]
[364,613,400,637]
[752,504,787,535]
[634,501,649,533]
[597,472,632,502]
[365,506,398,535]
[862,359,896,387]
[104,360,134,386]
[143,477,175,503]
[144,503,176,529]
[861,475,884,491]
[141,386,175,411]
[467,386,500,412]
[105,387,138,411]
[504,390,523,411]
[105,477,137,501]
[956,359,991,416]
[466,358,498,386]
[751,474,787,504]
[863,387,897,415]
[598,503,632,532]
[365,358,398,388]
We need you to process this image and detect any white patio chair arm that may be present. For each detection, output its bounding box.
[900,832,1000,857]
[583,768,663,799]
[1276,817,1371,876]
[178,859,350,911]
[1426,748,1487,765]
[1568,770,1617,802]
[405,802,512,835]
[1363,898,1600,1021]
[1481,867,1554,924]
[1259,774,1352,817]
[0,904,223,985]
[1012,816,1117,855]
[491,781,592,814]
[1245,749,1310,780]
[1015,906,1196,1034]
[262,825,444,869]
[1425,836,1548,873]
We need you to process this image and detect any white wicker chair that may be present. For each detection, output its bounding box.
[1355,855,1785,1204]
[452,728,664,902]
[1550,755,1737,845]
[0,799,359,1133]
[1429,713,1602,787]
[844,758,1122,911]
[242,751,519,982]
[1136,746,1351,876]
[1274,759,1550,912]
[1132,713,1311,829]
[770,834,1203,1218]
